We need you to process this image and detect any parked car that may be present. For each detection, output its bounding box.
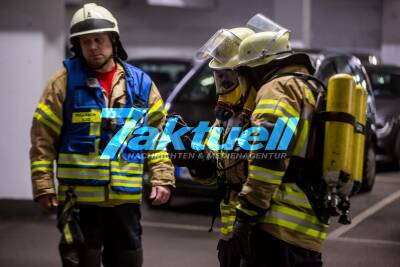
[164,52,377,197]
[128,58,192,98]
[294,48,381,66]
[352,53,381,66]
[365,64,400,168]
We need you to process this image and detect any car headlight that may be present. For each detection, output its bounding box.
[376,118,394,137]
[376,116,384,128]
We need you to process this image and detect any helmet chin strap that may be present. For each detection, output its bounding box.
[88,53,114,71]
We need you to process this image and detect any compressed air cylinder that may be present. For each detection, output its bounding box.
[351,85,368,183]
[323,74,355,186]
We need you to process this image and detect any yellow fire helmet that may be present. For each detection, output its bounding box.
[236,14,293,68]
[196,27,255,70]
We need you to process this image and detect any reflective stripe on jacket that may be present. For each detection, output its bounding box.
[58,58,149,195]
[30,59,175,205]
[239,65,327,252]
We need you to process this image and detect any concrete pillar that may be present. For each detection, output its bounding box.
[0,0,65,199]
[381,0,400,64]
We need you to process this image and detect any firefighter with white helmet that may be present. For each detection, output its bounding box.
[30,3,174,267]
[69,2,128,62]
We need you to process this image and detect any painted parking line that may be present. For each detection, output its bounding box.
[376,176,400,184]
[142,188,400,237]
[328,189,400,239]
[142,221,218,232]
[328,236,400,246]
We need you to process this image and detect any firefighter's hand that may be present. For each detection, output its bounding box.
[37,194,58,211]
[150,185,171,205]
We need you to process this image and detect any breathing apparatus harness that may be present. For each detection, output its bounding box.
[260,71,365,225]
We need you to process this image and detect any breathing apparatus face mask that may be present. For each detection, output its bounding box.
[214,69,244,121]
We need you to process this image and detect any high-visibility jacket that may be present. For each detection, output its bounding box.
[30,58,174,206]
[218,116,250,240]
[238,64,328,252]
[194,92,256,240]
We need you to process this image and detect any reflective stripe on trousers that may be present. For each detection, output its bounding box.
[220,199,238,236]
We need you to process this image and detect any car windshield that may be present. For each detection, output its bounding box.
[129,60,191,98]
[176,63,216,103]
[368,70,400,98]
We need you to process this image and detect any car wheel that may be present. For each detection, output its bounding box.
[361,144,376,192]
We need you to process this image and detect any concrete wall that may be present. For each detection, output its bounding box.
[310,0,383,54]
[381,0,400,64]
[0,0,65,199]
[65,0,389,59]
[67,0,276,59]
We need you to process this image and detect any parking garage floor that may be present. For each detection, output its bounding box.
[1,168,399,267]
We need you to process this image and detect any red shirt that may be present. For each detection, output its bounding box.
[96,64,117,96]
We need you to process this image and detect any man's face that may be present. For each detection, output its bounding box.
[213,69,239,95]
[79,33,113,69]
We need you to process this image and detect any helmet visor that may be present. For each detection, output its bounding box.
[238,14,291,65]
[246,13,287,33]
[213,69,239,95]
[196,29,242,65]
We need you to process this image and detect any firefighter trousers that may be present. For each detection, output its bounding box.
[217,238,242,267]
[58,203,143,267]
[250,228,322,267]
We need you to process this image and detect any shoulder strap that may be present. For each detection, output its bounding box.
[63,58,88,90]
[263,71,327,96]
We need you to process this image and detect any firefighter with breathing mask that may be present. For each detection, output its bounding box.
[191,26,257,267]
[195,14,326,267]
